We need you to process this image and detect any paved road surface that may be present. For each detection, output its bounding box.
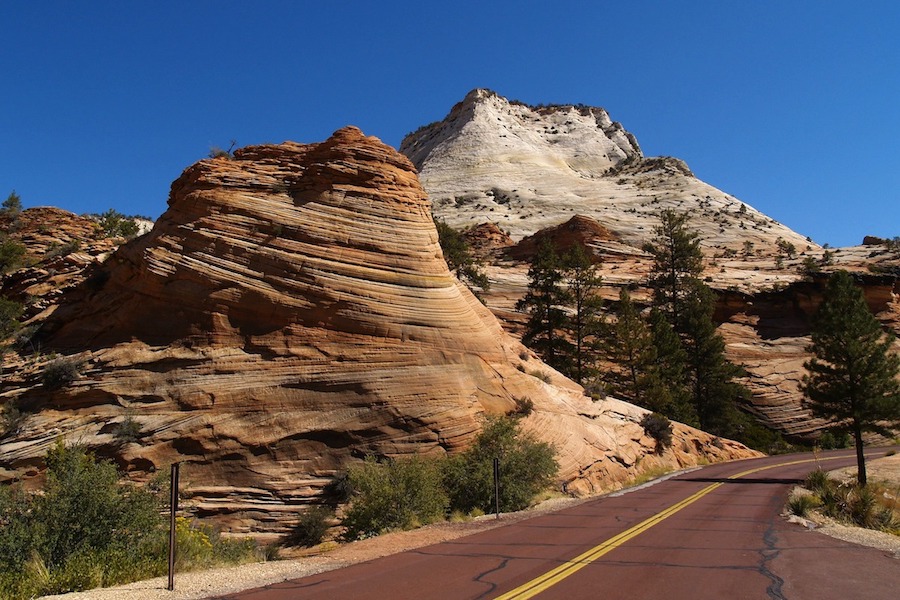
[215,449,900,600]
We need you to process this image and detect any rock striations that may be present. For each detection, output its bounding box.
[0,127,755,535]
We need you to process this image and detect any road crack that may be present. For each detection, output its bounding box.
[759,519,787,600]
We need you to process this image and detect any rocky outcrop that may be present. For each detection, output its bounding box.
[0,127,756,535]
[0,207,120,321]
[402,89,899,443]
[401,89,812,254]
[462,222,515,259]
[507,214,619,262]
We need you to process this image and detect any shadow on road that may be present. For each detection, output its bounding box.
[682,477,802,485]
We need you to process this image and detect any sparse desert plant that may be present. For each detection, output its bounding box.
[284,506,334,548]
[511,396,534,417]
[113,412,143,444]
[787,493,820,517]
[528,369,551,383]
[42,356,84,390]
[640,412,673,454]
[847,485,879,527]
[0,298,23,340]
[43,240,81,260]
[804,469,831,494]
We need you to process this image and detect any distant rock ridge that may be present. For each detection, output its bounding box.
[1,126,755,535]
[401,88,812,253]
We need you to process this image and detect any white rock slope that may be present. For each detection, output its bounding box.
[401,88,813,253]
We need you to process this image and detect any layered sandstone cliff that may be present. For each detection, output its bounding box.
[0,127,754,535]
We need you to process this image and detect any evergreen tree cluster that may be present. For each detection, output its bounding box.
[517,209,758,443]
[515,240,603,385]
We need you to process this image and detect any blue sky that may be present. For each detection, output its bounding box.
[2,1,897,247]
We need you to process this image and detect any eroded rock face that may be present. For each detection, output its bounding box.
[401,88,812,254]
[0,127,756,534]
[403,89,900,443]
[507,215,618,262]
[0,207,120,321]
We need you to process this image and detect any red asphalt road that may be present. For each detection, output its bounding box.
[214,449,900,600]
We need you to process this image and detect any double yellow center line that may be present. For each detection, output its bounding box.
[494,454,848,599]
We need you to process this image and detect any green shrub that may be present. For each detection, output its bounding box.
[640,412,673,454]
[787,494,820,517]
[804,469,831,494]
[1,403,26,438]
[96,209,140,239]
[42,356,84,390]
[0,238,26,273]
[113,413,143,444]
[342,456,448,541]
[0,298,23,339]
[443,416,558,514]
[817,430,851,449]
[285,506,334,547]
[0,442,256,598]
[34,441,163,570]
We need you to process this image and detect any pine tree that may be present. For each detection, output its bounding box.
[679,281,747,435]
[647,308,696,425]
[2,191,22,217]
[803,270,900,486]
[517,241,573,374]
[643,209,750,437]
[605,289,653,403]
[562,244,604,384]
[643,209,703,333]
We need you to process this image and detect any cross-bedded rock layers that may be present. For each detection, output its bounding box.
[1,127,754,534]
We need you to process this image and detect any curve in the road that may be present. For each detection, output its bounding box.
[493,453,862,599]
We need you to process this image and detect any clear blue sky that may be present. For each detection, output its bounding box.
[2,1,897,247]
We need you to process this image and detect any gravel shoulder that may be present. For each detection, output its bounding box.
[39,496,592,600]
[42,456,900,599]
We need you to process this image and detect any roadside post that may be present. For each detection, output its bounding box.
[167,462,181,591]
[493,457,500,519]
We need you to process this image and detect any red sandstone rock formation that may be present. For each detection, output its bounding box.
[0,128,756,535]
[507,214,618,262]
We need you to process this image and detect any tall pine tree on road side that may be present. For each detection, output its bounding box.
[803,270,900,487]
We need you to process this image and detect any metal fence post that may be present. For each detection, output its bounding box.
[493,457,500,519]
[167,462,180,591]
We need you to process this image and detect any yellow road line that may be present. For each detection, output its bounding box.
[493,453,854,600]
